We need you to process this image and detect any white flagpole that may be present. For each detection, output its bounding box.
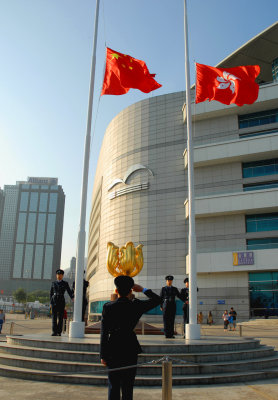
[184,0,200,340]
[69,0,100,338]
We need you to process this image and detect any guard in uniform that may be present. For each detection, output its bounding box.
[180,278,199,337]
[72,276,89,322]
[160,275,182,338]
[100,275,161,400]
[50,269,74,336]
[180,278,189,337]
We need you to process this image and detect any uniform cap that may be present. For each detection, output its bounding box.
[114,275,134,291]
[56,269,64,275]
[184,278,189,283]
[165,275,174,280]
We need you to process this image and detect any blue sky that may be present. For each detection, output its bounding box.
[0,0,277,270]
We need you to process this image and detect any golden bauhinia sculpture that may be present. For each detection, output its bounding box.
[107,241,144,277]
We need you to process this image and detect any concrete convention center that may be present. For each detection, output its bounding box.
[87,22,278,323]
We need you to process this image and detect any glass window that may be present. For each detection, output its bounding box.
[31,185,39,189]
[33,245,44,279]
[50,185,58,190]
[41,185,49,189]
[22,184,29,189]
[239,109,278,129]
[13,244,24,278]
[243,182,278,191]
[46,214,56,243]
[247,238,278,250]
[23,244,33,278]
[16,213,27,242]
[49,193,58,212]
[20,192,29,211]
[249,271,278,317]
[36,213,46,243]
[242,159,278,178]
[39,193,48,212]
[29,192,38,211]
[43,245,53,279]
[246,214,278,232]
[26,213,36,243]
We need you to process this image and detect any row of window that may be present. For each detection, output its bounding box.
[20,191,58,213]
[239,108,278,129]
[13,243,54,279]
[16,212,56,244]
[21,184,58,190]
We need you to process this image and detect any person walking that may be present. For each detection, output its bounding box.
[160,275,183,339]
[0,309,5,334]
[230,307,237,331]
[50,269,74,336]
[100,275,161,400]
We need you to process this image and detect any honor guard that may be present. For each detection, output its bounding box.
[160,275,183,338]
[100,275,161,399]
[72,273,89,322]
[50,269,74,336]
[180,278,199,337]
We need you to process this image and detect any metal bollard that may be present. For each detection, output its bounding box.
[239,325,242,337]
[162,357,172,400]
[10,322,14,335]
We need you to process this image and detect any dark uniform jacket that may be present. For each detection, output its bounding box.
[180,287,189,310]
[160,286,182,307]
[100,289,161,365]
[50,280,73,307]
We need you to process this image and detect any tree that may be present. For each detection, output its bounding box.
[13,288,27,304]
[27,290,49,304]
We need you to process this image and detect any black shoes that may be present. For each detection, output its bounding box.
[51,333,57,336]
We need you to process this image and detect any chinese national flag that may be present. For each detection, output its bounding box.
[195,63,260,106]
[101,47,162,95]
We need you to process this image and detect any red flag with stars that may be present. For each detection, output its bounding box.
[101,47,162,95]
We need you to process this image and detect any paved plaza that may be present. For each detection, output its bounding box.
[0,314,278,399]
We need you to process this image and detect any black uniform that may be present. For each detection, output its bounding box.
[100,286,161,400]
[160,285,182,338]
[72,279,89,322]
[180,287,189,326]
[50,280,73,335]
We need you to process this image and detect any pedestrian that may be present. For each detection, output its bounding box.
[72,273,89,323]
[160,275,183,339]
[198,311,203,324]
[207,311,213,326]
[50,269,74,336]
[230,307,237,331]
[228,312,234,330]
[100,275,161,400]
[222,310,229,332]
[0,309,5,334]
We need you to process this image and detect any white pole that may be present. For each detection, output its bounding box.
[69,0,100,338]
[184,0,200,340]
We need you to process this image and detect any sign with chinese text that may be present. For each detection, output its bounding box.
[233,251,254,266]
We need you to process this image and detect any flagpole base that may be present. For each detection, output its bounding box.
[185,323,201,340]
[69,321,85,338]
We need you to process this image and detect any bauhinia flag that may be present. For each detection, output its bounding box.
[195,63,260,106]
[101,47,162,95]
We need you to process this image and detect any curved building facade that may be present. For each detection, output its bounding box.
[87,92,188,315]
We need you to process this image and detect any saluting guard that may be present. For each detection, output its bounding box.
[50,269,74,336]
[160,275,183,338]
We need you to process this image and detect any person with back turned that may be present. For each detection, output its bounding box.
[72,272,89,323]
[50,269,74,336]
[160,275,183,338]
[100,275,161,400]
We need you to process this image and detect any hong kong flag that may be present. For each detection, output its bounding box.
[101,47,162,95]
[195,63,260,106]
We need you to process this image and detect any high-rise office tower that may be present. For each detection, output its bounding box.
[0,177,65,295]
